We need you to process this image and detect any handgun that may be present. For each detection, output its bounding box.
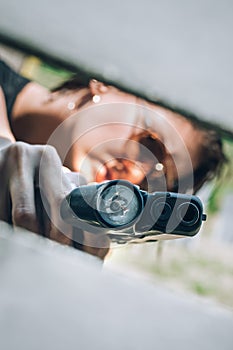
[61,180,207,244]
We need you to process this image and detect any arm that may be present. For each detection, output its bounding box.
[0,87,15,143]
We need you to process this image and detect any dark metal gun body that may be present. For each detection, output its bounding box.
[61,180,206,244]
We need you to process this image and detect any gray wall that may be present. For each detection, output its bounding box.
[0,0,233,131]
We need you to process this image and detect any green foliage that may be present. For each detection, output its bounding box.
[35,61,73,89]
[20,55,73,89]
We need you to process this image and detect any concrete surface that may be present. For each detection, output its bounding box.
[0,221,233,350]
[0,0,233,132]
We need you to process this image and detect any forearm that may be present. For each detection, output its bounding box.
[0,87,15,143]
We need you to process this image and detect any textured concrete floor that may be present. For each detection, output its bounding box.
[0,222,233,350]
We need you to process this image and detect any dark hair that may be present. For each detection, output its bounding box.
[190,127,227,193]
[52,74,90,92]
[170,125,228,194]
[53,75,228,194]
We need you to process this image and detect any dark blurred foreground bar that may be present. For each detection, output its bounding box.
[0,0,233,134]
[0,222,233,350]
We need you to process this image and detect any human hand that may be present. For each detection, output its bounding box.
[0,140,74,243]
[0,140,109,259]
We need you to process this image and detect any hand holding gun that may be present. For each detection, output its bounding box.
[61,180,207,245]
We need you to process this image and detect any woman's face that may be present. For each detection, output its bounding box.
[48,86,203,193]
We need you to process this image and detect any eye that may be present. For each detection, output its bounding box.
[138,133,167,164]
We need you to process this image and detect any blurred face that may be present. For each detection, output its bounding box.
[48,85,203,193]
